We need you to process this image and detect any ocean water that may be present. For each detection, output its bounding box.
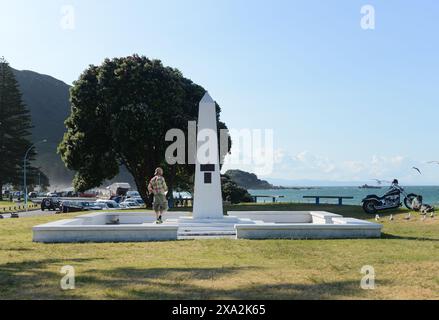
[249,186,439,206]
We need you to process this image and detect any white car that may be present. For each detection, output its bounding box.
[96,199,120,209]
[46,192,58,197]
[120,200,141,209]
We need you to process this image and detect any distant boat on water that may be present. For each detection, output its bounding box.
[359,184,382,189]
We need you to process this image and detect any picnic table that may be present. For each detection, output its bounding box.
[303,195,354,206]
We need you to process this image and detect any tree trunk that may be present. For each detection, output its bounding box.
[166,165,176,208]
[122,158,153,208]
[134,171,152,208]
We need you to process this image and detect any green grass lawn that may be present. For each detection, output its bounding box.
[0,204,438,300]
[0,201,15,208]
[0,200,39,213]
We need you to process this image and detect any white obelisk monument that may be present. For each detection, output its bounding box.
[192,92,224,220]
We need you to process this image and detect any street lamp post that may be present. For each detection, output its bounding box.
[23,139,47,211]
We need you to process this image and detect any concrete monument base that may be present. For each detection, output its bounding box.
[32,210,382,243]
[32,212,181,243]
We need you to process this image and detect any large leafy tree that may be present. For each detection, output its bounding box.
[221,174,253,204]
[59,55,230,202]
[0,57,46,200]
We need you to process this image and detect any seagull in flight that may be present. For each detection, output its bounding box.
[412,167,422,175]
[427,161,439,165]
[372,179,391,185]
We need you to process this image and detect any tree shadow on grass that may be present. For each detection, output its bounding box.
[78,266,391,300]
[0,261,393,300]
[0,247,34,252]
[0,258,102,300]
[381,233,439,242]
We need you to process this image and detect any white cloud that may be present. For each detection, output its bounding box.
[223,148,439,185]
[291,152,410,181]
[292,151,336,173]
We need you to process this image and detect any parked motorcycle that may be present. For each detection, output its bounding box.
[362,180,418,214]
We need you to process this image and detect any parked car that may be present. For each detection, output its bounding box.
[96,199,120,209]
[131,198,145,206]
[126,191,141,199]
[28,192,38,199]
[46,192,59,198]
[88,203,106,210]
[13,191,24,199]
[41,198,61,211]
[120,200,141,209]
[110,195,123,203]
[60,201,85,213]
[81,202,104,211]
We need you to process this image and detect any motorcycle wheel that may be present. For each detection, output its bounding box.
[363,200,378,214]
[404,193,418,210]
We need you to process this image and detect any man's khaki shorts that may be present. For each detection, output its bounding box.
[153,194,168,212]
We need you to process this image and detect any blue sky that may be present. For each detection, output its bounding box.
[1,0,439,184]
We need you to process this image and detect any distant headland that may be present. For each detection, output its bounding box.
[225,170,319,190]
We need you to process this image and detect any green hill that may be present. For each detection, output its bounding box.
[13,68,74,187]
[12,68,134,188]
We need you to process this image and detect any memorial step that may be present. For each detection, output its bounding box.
[177,225,237,239]
[178,235,236,240]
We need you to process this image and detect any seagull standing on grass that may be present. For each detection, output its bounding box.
[389,214,394,221]
[422,215,427,221]
[404,212,412,220]
[375,215,380,222]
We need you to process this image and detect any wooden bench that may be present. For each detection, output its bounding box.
[303,196,354,206]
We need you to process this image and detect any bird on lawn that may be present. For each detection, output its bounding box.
[412,167,422,175]
[389,214,394,221]
[404,212,412,220]
[431,212,435,218]
[422,215,427,221]
[375,214,380,222]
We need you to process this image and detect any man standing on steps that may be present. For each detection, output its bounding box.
[148,167,168,224]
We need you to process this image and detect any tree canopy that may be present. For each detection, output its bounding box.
[59,55,230,201]
[221,174,254,204]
